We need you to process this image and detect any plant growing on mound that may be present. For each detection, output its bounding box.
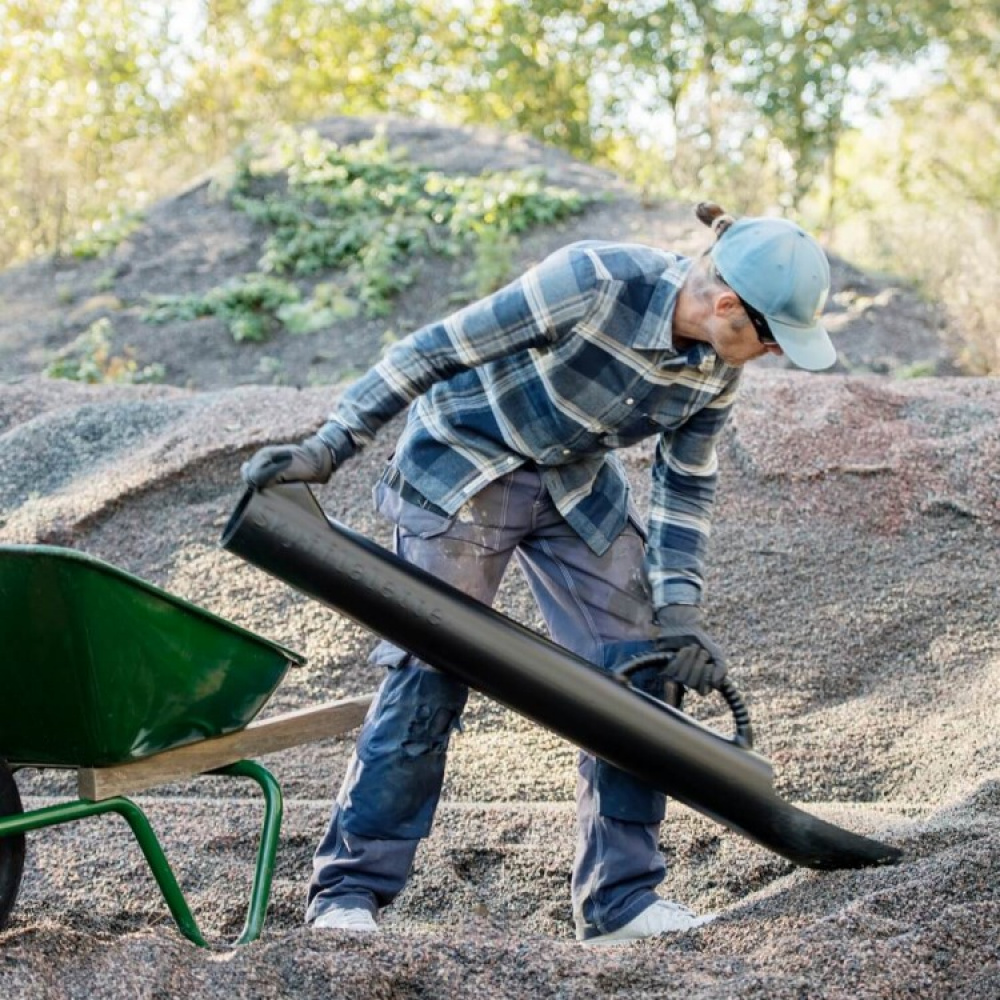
[142,130,593,342]
[66,212,144,260]
[44,318,165,384]
[144,273,360,341]
[227,128,593,317]
[143,274,303,342]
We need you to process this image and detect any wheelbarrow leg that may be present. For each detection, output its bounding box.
[111,759,285,946]
[211,759,284,946]
[0,762,26,931]
[0,796,207,945]
[0,760,284,948]
[110,759,285,947]
[106,797,211,947]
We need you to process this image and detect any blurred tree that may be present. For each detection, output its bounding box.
[168,0,266,158]
[922,0,1000,208]
[0,0,174,261]
[723,1,936,217]
[0,0,985,268]
[258,0,428,118]
[824,1,1000,373]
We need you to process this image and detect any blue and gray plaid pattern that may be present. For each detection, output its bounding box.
[318,240,742,607]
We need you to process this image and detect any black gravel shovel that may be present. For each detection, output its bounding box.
[222,482,902,871]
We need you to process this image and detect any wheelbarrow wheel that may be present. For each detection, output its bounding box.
[0,761,25,931]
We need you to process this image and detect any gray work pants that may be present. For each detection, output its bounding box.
[306,464,669,939]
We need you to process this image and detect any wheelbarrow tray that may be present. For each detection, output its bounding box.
[0,545,302,768]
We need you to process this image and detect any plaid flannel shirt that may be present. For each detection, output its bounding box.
[318,241,742,608]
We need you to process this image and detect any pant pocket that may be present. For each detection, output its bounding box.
[374,474,454,539]
[343,661,468,840]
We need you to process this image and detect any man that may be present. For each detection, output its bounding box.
[242,204,836,944]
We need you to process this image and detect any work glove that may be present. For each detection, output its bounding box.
[241,434,335,489]
[653,604,727,696]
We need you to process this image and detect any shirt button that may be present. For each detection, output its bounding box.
[562,448,571,455]
[625,397,635,405]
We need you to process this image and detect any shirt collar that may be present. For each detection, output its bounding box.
[632,254,694,352]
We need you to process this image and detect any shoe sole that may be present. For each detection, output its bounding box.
[311,914,379,933]
[579,914,716,946]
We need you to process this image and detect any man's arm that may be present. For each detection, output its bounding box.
[643,374,741,694]
[315,244,598,464]
[645,373,741,610]
[242,244,600,489]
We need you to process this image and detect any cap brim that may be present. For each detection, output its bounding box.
[768,318,837,371]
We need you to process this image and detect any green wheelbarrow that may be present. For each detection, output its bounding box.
[0,544,372,948]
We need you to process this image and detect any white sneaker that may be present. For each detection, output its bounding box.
[581,900,715,946]
[312,905,379,933]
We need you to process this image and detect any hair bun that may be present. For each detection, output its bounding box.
[695,202,735,237]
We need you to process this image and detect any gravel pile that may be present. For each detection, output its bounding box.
[1,369,998,998]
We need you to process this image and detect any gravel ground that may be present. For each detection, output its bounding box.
[1,368,998,1000]
[0,117,997,999]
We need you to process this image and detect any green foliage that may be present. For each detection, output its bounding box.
[0,0,177,266]
[2,0,995,380]
[820,29,1000,376]
[223,129,591,320]
[44,318,165,384]
[466,226,518,299]
[256,355,287,383]
[0,0,968,271]
[141,131,591,343]
[893,360,938,379]
[143,274,302,342]
[277,283,360,335]
[722,3,933,203]
[67,212,144,260]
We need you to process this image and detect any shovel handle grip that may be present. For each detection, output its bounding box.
[611,651,754,749]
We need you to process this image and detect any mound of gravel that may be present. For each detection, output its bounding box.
[1,116,996,1000]
[1,367,997,1000]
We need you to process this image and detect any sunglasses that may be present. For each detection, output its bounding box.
[714,266,777,345]
[734,293,777,346]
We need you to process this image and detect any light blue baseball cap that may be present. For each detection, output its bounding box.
[710,217,836,371]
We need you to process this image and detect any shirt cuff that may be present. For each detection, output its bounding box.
[653,580,702,609]
[315,419,358,466]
